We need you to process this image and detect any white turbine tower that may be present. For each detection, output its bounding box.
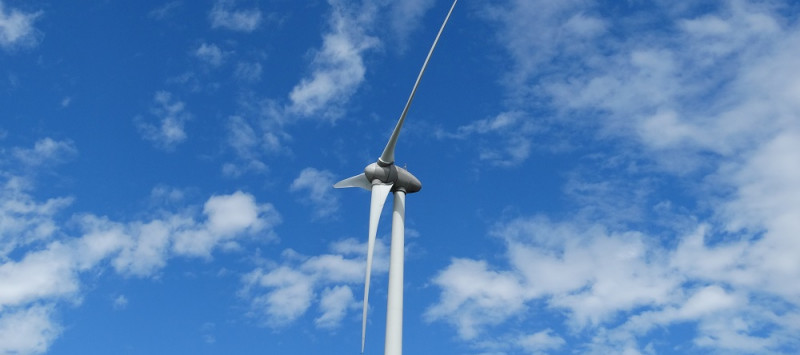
[334,1,458,354]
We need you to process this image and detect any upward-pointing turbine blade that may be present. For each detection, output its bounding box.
[378,0,459,166]
[333,173,371,190]
[362,182,393,353]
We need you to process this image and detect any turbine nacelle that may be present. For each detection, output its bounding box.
[364,162,422,194]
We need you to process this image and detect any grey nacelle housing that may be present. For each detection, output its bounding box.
[364,162,421,193]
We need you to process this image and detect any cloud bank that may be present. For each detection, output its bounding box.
[427,1,800,353]
[0,160,280,353]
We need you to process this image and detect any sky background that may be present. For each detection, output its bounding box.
[2,0,800,354]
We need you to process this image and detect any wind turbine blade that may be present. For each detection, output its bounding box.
[362,182,393,353]
[378,0,459,166]
[333,173,371,190]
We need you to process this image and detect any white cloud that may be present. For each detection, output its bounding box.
[301,253,366,283]
[172,191,280,258]
[108,219,170,275]
[136,91,191,150]
[286,0,379,120]
[0,174,281,353]
[517,329,566,354]
[241,237,388,329]
[4,188,278,288]
[247,266,314,325]
[0,304,60,354]
[11,138,77,168]
[0,176,72,257]
[0,242,79,308]
[722,131,800,236]
[204,191,270,236]
[209,0,261,32]
[427,214,800,353]
[194,42,225,66]
[113,295,128,310]
[424,258,526,340]
[0,1,42,50]
[315,285,357,329]
[426,218,681,341]
[290,167,339,219]
[677,285,739,319]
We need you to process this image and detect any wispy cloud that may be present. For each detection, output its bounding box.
[209,0,262,32]
[10,138,77,168]
[135,91,191,150]
[241,238,387,328]
[148,1,182,20]
[290,167,340,219]
[194,42,225,67]
[439,111,541,166]
[220,115,285,178]
[234,61,262,82]
[386,0,435,50]
[0,176,72,258]
[517,329,566,354]
[0,1,42,51]
[112,295,128,310]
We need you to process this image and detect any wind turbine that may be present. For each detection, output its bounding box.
[333,1,458,354]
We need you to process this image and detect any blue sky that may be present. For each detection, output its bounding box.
[2,0,800,354]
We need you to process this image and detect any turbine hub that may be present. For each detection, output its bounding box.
[364,162,421,194]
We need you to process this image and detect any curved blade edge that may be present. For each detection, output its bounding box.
[334,173,371,190]
[379,0,459,165]
[361,182,393,353]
